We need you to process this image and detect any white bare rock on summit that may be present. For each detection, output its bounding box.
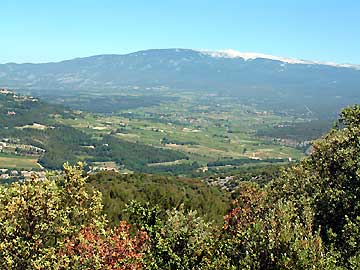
[200,49,359,69]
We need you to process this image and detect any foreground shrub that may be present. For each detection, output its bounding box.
[0,163,146,270]
[269,105,360,267]
[220,182,336,269]
[125,201,230,269]
[60,221,148,270]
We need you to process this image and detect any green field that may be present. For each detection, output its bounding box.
[0,153,40,169]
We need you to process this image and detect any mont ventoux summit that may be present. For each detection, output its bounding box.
[1,48,360,269]
[1,48,359,97]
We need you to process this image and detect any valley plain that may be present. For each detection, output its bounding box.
[0,87,326,180]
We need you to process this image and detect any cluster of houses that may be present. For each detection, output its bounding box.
[0,89,12,95]
[0,139,46,157]
[255,110,272,116]
[203,175,239,192]
[0,166,126,182]
[272,137,311,149]
[0,168,46,181]
[0,88,38,102]
[1,88,39,118]
[89,164,120,173]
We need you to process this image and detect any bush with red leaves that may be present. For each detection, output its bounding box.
[60,221,149,270]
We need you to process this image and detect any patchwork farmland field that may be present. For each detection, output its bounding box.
[0,153,40,169]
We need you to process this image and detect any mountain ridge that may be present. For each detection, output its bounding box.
[1,48,359,119]
[2,48,359,68]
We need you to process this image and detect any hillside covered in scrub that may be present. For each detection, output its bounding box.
[0,105,359,269]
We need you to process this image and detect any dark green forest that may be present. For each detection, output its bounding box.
[88,171,229,225]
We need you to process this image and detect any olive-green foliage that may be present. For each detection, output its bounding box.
[343,216,360,270]
[0,162,105,270]
[220,183,336,270]
[268,104,360,267]
[125,201,230,270]
[88,171,229,225]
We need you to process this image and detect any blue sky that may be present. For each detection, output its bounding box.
[0,0,359,64]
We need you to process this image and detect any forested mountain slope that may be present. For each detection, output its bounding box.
[1,49,360,117]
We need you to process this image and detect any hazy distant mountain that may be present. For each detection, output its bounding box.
[0,48,359,116]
